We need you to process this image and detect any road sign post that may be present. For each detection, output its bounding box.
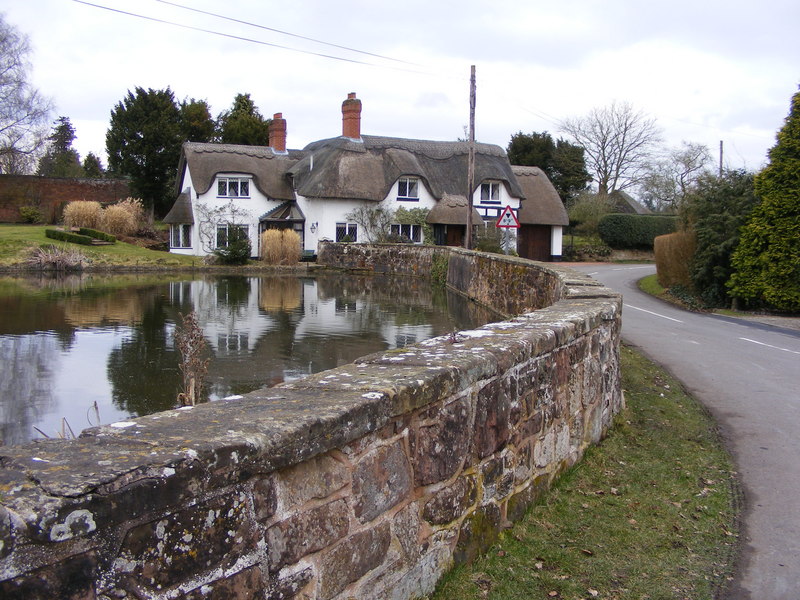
[496,205,520,254]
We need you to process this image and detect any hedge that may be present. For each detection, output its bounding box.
[79,227,117,243]
[598,214,678,249]
[45,229,95,245]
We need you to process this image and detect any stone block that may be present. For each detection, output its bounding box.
[353,442,412,523]
[118,491,253,591]
[393,502,420,563]
[473,379,512,459]
[0,550,97,600]
[253,476,278,522]
[318,523,391,599]
[453,502,501,564]
[506,474,550,522]
[267,499,349,572]
[277,453,349,511]
[410,397,471,486]
[422,476,477,526]
[181,565,264,599]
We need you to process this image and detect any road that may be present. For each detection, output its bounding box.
[570,263,800,600]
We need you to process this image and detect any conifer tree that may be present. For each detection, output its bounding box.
[728,89,800,311]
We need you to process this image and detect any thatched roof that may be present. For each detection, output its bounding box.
[175,142,301,200]
[609,190,652,214]
[163,188,194,224]
[512,166,569,226]
[426,194,482,225]
[288,135,524,202]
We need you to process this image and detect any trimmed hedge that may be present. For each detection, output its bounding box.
[598,214,678,249]
[79,227,117,243]
[45,228,94,245]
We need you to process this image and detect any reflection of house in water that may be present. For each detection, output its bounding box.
[169,278,277,356]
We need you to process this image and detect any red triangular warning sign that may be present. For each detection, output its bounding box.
[496,205,520,228]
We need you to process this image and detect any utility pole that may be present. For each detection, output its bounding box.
[465,65,476,250]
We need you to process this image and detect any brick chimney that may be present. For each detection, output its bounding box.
[268,112,287,152]
[341,93,362,139]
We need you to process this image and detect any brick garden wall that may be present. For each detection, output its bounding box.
[0,245,622,599]
[0,175,130,223]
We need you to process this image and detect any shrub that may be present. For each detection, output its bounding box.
[567,193,615,236]
[280,230,301,264]
[101,204,137,236]
[598,214,678,249]
[19,205,45,224]
[260,229,283,264]
[25,244,87,270]
[214,229,251,265]
[260,229,302,264]
[63,201,102,229]
[654,231,695,289]
[115,197,147,232]
[78,228,116,243]
[45,228,94,245]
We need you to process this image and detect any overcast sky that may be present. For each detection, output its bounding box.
[3,0,798,175]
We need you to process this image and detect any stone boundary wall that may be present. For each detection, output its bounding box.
[0,245,622,599]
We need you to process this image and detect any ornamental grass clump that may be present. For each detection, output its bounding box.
[100,204,137,236]
[260,229,301,264]
[63,200,102,229]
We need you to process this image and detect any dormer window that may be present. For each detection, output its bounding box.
[397,177,419,201]
[480,181,501,204]
[217,176,250,198]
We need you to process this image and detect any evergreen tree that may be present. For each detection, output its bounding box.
[82,152,105,178]
[683,170,757,307]
[216,93,270,146]
[729,89,800,311]
[180,98,215,143]
[106,87,183,216]
[36,116,84,177]
[506,131,590,202]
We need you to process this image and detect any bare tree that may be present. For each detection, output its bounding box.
[639,141,712,212]
[0,15,52,174]
[560,101,662,196]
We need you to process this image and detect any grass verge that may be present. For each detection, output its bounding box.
[431,345,739,600]
[0,224,198,268]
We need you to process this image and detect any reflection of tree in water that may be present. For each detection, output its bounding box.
[0,335,60,445]
[106,294,182,417]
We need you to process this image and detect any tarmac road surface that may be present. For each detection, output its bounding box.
[569,263,800,600]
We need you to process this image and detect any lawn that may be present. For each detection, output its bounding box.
[431,345,739,600]
[0,224,199,267]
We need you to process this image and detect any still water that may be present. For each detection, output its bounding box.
[0,272,497,445]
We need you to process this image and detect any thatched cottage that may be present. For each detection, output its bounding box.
[164,93,568,261]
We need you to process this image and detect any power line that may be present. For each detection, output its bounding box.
[71,0,441,76]
[153,0,421,67]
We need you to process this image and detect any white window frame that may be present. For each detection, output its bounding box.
[480,181,501,204]
[170,224,192,248]
[397,177,420,201]
[335,222,358,242]
[217,176,251,198]
[390,223,422,243]
[216,223,249,248]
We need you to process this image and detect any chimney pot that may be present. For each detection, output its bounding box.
[269,113,287,152]
[342,93,362,139]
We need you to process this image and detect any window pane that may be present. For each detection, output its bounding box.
[398,179,408,197]
[408,179,418,197]
[491,183,499,200]
[481,184,489,200]
[181,224,191,247]
[349,224,357,242]
[218,180,227,196]
[240,180,249,197]
[412,225,421,242]
[228,181,239,197]
[336,223,347,242]
[217,226,228,248]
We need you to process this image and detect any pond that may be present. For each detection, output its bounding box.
[0,272,498,445]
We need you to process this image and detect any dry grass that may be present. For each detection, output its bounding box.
[101,205,137,236]
[63,201,102,229]
[260,229,301,265]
